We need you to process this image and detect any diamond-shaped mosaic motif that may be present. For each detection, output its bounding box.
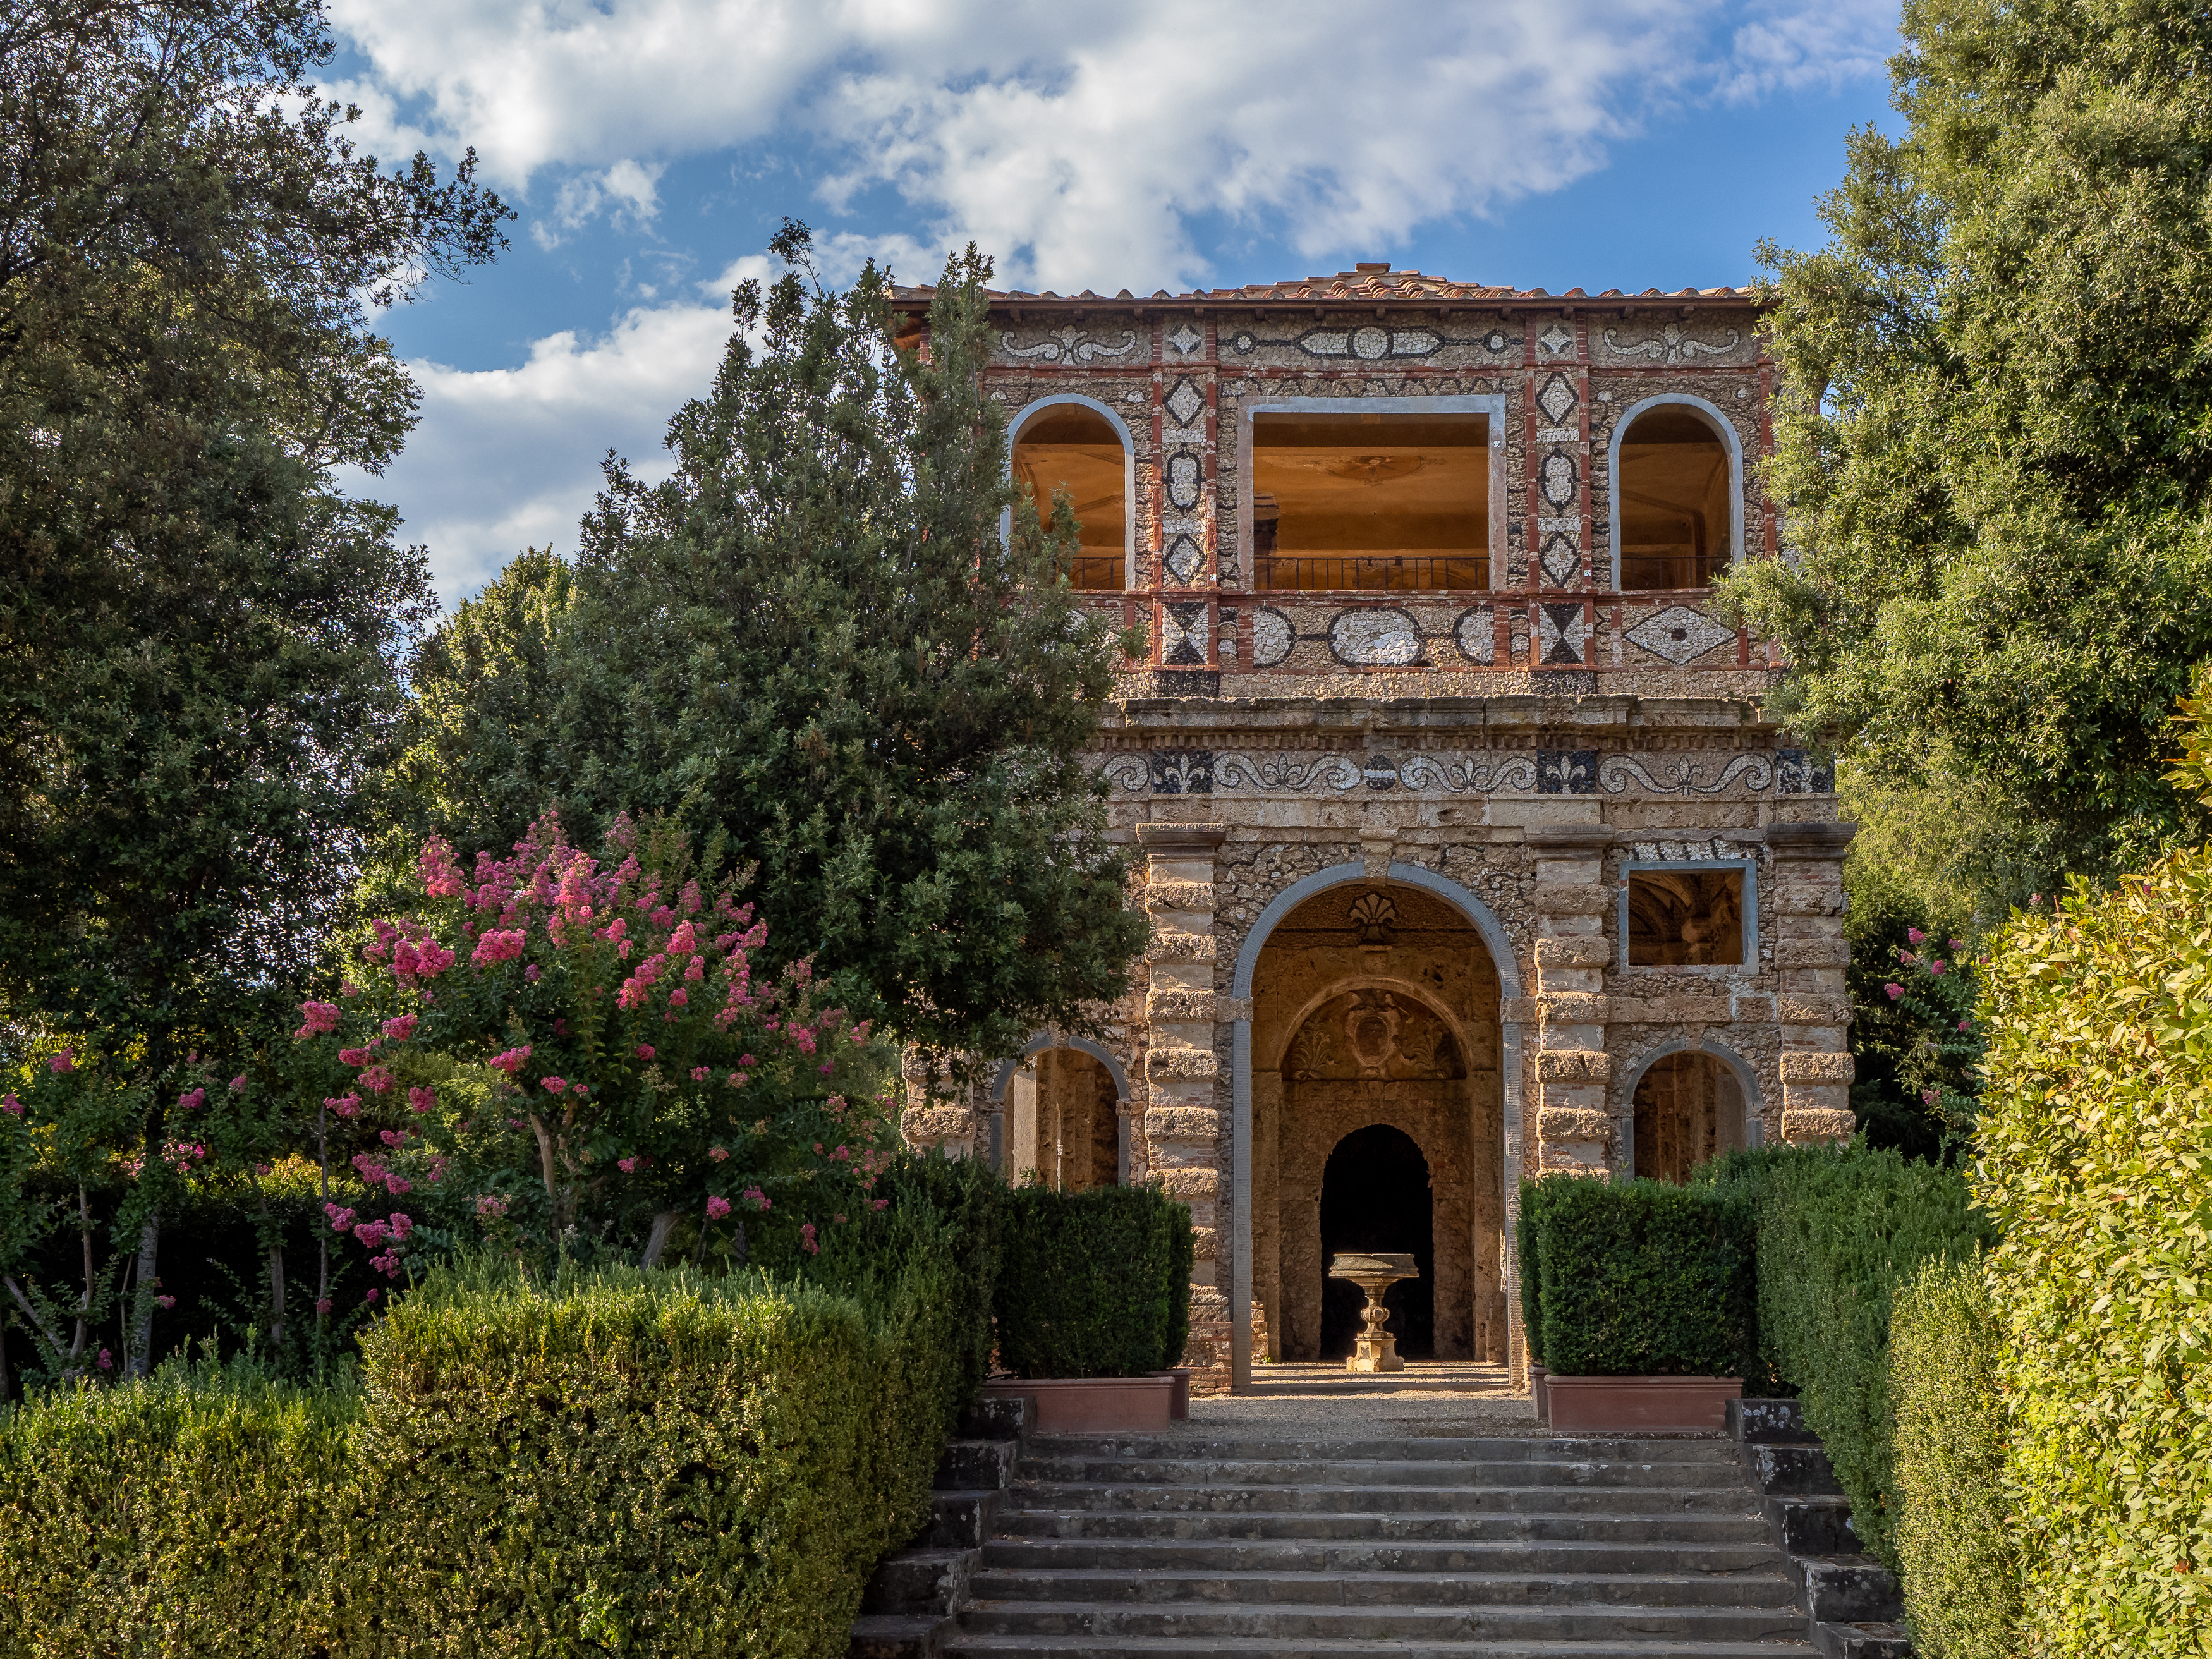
[1167,324,1203,357]
[1163,535,1203,585]
[1538,322,1573,358]
[1538,373,1578,425]
[1161,602,1208,665]
[1165,377,1205,427]
[1540,452,1577,509]
[1624,604,1733,666]
[1540,535,1581,588]
[1538,601,1587,665]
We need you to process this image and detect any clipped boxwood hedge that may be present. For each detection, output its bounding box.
[994,1182,1193,1378]
[1529,1175,1753,1378]
[0,1157,992,1658]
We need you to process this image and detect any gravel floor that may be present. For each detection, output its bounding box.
[1175,1363,1555,1438]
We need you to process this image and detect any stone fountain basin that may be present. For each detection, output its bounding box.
[1328,1252,1416,1281]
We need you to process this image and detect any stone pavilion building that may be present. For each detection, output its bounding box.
[889,267,1856,1396]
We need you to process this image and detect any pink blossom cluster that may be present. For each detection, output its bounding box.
[705,1194,732,1220]
[175,1087,205,1112]
[1,1094,20,1116]
[49,1048,76,1073]
[476,1193,509,1220]
[161,1140,207,1174]
[488,1045,532,1076]
[471,928,526,966]
[294,1002,340,1039]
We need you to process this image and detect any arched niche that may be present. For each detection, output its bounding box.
[1007,395,1134,591]
[1620,1036,1765,1181]
[988,1031,1131,1187]
[1607,394,1744,590]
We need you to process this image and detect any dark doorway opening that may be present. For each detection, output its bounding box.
[1318,1124,1435,1360]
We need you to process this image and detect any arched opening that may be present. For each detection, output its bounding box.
[1617,403,1732,590]
[1319,1124,1434,1359]
[1632,1051,1747,1182]
[1011,403,1127,591]
[1246,880,1505,1364]
[1000,1047,1122,1189]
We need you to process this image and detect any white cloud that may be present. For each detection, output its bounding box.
[331,0,1897,291]
[347,256,777,601]
[531,158,667,250]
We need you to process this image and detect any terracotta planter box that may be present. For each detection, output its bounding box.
[982,1375,1174,1433]
[1151,1367,1191,1420]
[1545,1375,1742,1431]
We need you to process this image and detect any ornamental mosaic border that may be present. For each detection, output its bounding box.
[1105,748,1790,798]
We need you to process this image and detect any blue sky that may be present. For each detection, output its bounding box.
[327,0,1905,604]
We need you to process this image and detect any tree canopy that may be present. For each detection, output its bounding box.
[403,226,1147,1067]
[1728,0,2212,913]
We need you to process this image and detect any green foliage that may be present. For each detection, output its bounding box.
[994,1184,1193,1379]
[0,1220,978,1656]
[1714,1144,1991,1571]
[1978,828,2212,1652]
[399,224,1148,1070]
[1890,1254,2021,1659]
[1528,1176,1753,1379]
[1514,1176,1579,1369]
[1723,0,2212,905]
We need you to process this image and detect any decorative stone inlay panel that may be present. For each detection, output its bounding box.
[1600,753,1775,796]
[1537,372,1579,427]
[1294,325,1443,360]
[1598,323,1744,363]
[1161,602,1208,665]
[1625,604,1733,666]
[1537,322,1574,359]
[999,326,1139,363]
[1148,749,1214,794]
[1328,607,1424,666]
[1540,452,1578,509]
[1165,376,1206,427]
[1537,602,1588,665]
[1539,535,1581,588]
[1165,451,1204,510]
[1163,536,1204,585]
[1250,605,1294,667]
[1624,836,1756,862]
[1536,749,1599,794]
[1453,605,1495,664]
[1777,748,1837,794]
[1165,322,1203,358]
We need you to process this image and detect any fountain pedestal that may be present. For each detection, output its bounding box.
[1328,1251,1418,1373]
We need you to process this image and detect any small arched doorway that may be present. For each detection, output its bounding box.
[999,1046,1122,1189]
[1615,401,1734,590]
[1010,401,1129,591]
[1319,1124,1434,1359]
[1632,1050,1747,1182]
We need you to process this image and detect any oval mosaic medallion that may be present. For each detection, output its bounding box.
[1328,608,1423,666]
[1249,607,1294,667]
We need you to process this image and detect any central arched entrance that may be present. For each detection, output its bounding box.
[1319,1124,1435,1359]
[1245,876,1507,1364]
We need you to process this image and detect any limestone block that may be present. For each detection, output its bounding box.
[1535,1049,1613,1083]
[1775,887,1847,917]
[1533,883,1615,916]
[1778,1052,1856,1084]
[1536,1105,1615,1145]
[1148,1074,1215,1110]
[1783,1026,1850,1053]
[1536,993,1610,1026]
[1782,1080,1852,1114]
[1542,913,1606,938]
[1157,1167,1220,1201]
[1146,987,1217,1022]
[1146,880,1217,913]
[1773,938,1851,969]
[1148,928,1217,962]
[1536,937,1613,969]
[1766,822,1856,859]
[899,1105,973,1150]
[1540,1081,1606,1114]
[1533,856,1603,885]
[1778,996,1852,1026]
[1145,1045,1219,1080]
[1782,968,1849,996]
[1190,1225,1217,1262]
[1537,1138,1611,1172]
[1145,1105,1222,1142]
[1541,967,1605,997]
[1780,1107,1857,1145]
[1608,995,1734,1024]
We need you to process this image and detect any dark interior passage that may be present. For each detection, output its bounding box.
[1318,1124,1435,1359]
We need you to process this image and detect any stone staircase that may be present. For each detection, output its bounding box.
[942,1429,1815,1656]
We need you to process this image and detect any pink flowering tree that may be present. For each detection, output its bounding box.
[1862,926,1985,1148]
[290,811,898,1268]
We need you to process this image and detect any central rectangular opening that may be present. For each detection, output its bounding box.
[1251,412,1489,591]
[1626,868,1746,967]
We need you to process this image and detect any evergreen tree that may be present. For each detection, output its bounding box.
[404,226,1147,1068]
[1729,0,2212,913]
[0,0,506,1373]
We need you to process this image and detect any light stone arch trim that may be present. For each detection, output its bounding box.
[1605,392,1747,592]
[1229,859,1525,1390]
[988,1031,1136,1185]
[1005,393,1138,591]
[1615,1032,1768,1176]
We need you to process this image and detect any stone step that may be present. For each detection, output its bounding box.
[1026,1435,1737,1465]
[966,1567,1799,1610]
[957,1600,1813,1643]
[1016,1457,1749,1490]
[1011,1481,1766,1517]
[999,1509,1775,1545]
[980,1539,1789,1577]
[949,1637,1813,1657]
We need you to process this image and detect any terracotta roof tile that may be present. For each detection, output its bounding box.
[887,269,1762,306]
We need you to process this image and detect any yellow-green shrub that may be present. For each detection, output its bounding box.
[1890,1253,2019,1659]
[1978,848,2212,1655]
